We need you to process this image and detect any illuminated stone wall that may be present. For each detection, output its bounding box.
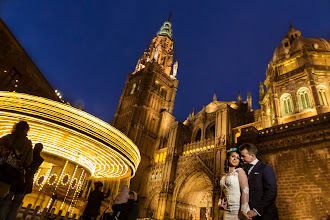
[239,113,330,219]
[139,26,330,220]
[259,25,330,128]
[112,20,178,212]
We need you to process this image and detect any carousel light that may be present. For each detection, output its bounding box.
[0,91,140,178]
[54,161,68,190]
[60,165,79,210]
[39,166,53,191]
[47,173,58,185]
[33,162,44,185]
[61,173,71,186]
[69,169,86,213]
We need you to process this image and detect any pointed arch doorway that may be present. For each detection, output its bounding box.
[173,170,213,220]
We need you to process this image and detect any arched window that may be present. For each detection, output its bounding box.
[234,132,241,144]
[280,93,294,116]
[130,83,136,95]
[194,129,201,142]
[155,154,159,163]
[160,87,167,100]
[317,86,329,106]
[159,153,163,162]
[205,124,215,139]
[297,87,313,111]
[153,81,160,94]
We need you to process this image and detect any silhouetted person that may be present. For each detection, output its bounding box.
[118,191,139,220]
[0,121,33,198]
[0,143,44,220]
[83,181,110,220]
[112,185,130,219]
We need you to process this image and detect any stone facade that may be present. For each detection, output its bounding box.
[113,21,178,206]
[114,21,330,220]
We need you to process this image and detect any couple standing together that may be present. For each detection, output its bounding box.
[218,143,279,220]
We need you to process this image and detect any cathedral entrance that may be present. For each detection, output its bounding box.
[174,171,213,220]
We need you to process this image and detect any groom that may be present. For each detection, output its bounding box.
[239,143,279,219]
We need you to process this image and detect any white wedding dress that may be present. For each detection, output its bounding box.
[219,168,250,220]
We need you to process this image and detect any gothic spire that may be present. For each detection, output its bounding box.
[157,20,173,40]
[168,11,172,22]
[247,91,252,111]
[213,92,217,102]
[237,91,242,103]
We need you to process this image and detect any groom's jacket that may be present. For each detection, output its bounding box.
[248,161,279,220]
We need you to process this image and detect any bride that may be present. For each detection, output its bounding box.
[218,148,251,220]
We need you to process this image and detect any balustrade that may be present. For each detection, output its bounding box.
[259,112,330,136]
[182,138,215,155]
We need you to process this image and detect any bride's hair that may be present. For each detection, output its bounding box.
[224,148,243,173]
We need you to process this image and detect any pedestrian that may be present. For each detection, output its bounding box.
[0,121,33,199]
[82,181,110,220]
[111,185,130,219]
[0,143,44,220]
[120,191,139,220]
[110,191,139,220]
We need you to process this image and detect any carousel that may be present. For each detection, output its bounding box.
[0,91,141,215]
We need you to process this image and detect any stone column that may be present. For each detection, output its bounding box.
[271,84,280,125]
[306,68,322,114]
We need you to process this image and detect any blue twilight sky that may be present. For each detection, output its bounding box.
[0,1,329,123]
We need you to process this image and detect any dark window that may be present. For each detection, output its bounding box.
[137,79,141,91]
[0,68,21,90]
[206,124,215,139]
[195,129,201,142]
[284,42,289,47]
[153,81,160,94]
[160,88,167,99]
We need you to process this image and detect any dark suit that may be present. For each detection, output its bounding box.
[247,161,279,220]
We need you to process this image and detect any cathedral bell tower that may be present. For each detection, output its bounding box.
[113,19,179,195]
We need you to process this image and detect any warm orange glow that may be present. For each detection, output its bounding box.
[0,92,140,178]
[235,132,241,143]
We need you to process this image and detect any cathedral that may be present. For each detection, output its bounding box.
[0,14,328,219]
[113,20,330,220]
